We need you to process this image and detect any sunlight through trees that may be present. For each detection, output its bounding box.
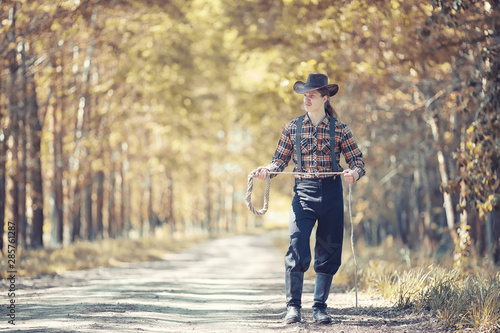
[0,0,498,266]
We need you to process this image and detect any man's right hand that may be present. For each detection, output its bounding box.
[253,166,270,180]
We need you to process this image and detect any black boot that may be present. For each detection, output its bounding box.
[312,273,333,324]
[284,305,301,324]
[284,272,303,324]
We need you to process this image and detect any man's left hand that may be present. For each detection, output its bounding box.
[342,169,359,184]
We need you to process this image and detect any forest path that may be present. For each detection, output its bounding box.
[4,231,438,332]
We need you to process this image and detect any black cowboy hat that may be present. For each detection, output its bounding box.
[293,73,339,97]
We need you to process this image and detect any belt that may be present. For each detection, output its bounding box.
[295,176,338,183]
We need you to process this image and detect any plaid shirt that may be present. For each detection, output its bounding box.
[268,114,365,179]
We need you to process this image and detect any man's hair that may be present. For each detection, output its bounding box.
[317,88,338,119]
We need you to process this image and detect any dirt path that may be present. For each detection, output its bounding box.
[2,231,440,332]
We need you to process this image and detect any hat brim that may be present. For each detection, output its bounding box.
[293,82,339,97]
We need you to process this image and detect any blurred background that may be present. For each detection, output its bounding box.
[0,0,498,268]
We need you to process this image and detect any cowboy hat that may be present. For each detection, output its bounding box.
[293,73,339,97]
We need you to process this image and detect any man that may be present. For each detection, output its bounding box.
[252,73,365,324]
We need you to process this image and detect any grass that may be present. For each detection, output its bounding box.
[378,267,500,332]
[273,231,500,332]
[0,231,210,278]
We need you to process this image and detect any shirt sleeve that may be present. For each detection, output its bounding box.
[341,124,366,179]
[267,122,294,178]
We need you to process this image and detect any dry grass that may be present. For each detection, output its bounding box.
[378,267,500,332]
[0,232,210,278]
[272,232,500,332]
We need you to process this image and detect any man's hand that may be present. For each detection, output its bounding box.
[342,169,359,184]
[253,166,270,181]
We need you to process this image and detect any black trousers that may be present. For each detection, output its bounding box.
[285,177,344,275]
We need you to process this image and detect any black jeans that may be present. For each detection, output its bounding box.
[285,176,344,275]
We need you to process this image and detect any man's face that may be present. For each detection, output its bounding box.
[303,90,326,113]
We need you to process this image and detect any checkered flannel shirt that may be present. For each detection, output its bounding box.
[267,114,366,179]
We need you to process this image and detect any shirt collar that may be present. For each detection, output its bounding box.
[304,112,329,126]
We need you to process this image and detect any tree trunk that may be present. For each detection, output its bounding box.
[166,170,175,232]
[7,6,20,247]
[395,186,408,247]
[71,185,81,242]
[205,167,212,233]
[0,55,3,253]
[121,147,131,236]
[491,209,500,265]
[53,104,64,244]
[214,180,221,233]
[84,174,93,240]
[108,168,116,238]
[428,114,459,242]
[81,11,96,241]
[139,180,144,236]
[437,150,458,242]
[95,170,104,239]
[10,120,19,247]
[123,177,132,236]
[225,177,234,232]
[231,180,237,231]
[47,50,65,245]
[119,160,126,237]
[410,168,420,249]
[0,54,5,253]
[191,196,199,235]
[70,40,83,243]
[485,212,494,263]
[26,75,44,249]
[18,111,27,247]
[147,171,155,235]
[0,124,7,254]
[19,40,30,248]
[419,152,433,252]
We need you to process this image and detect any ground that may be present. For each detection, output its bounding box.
[1,231,443,332]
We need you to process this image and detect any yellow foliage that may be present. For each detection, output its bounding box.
[391,0,401,10]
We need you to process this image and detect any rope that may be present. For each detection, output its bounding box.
[245,170,359,308]
[244,171,272,216]
[348,183,358,308]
